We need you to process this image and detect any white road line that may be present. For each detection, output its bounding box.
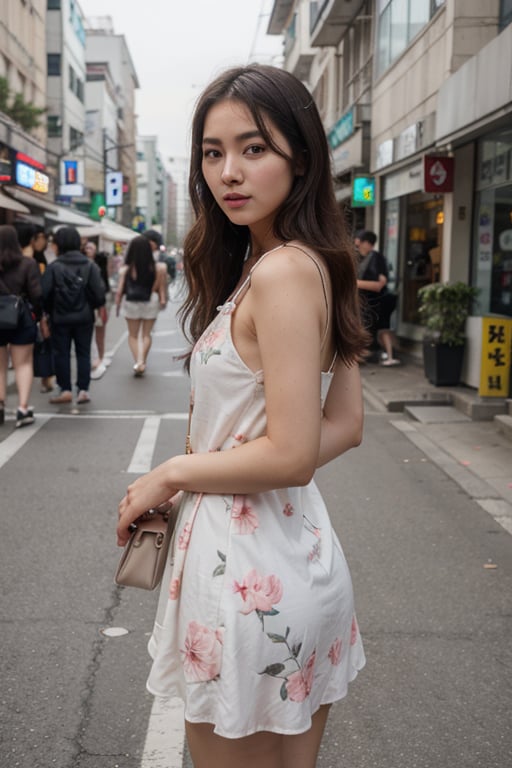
[127,416,161,474]
[141,697,185,768]
[0,415,51,470]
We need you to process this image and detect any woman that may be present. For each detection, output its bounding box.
[84,240,111,379]
[117,65,368,767]
[115,236,167,376]
[0,224,42,427]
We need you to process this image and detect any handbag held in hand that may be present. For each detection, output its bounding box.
[115,494,182,590]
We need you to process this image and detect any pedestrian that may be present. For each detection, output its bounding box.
[114,235,168,376]
[356,230,400,365]
[42,226,105,405]
[84,240,111,380]
[0,224,43,427]
[116,64,367,768]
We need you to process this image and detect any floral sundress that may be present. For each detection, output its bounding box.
[146,245,365,738]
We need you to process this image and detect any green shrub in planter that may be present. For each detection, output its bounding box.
[417,282,479,385]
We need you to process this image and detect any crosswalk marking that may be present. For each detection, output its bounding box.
[127,416,162,474]
[141,697,185,768]
[0,415,51,470]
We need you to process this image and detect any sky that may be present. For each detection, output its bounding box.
[79,0,284,169]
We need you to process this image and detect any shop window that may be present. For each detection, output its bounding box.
[47,53,61,76]
[473,129,512,317]
[47,0,61,8]
[402,192,444,323]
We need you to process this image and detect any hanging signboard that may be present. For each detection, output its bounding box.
[105,171,123,206]
[479,317,512,397]
[15,151,49,194]
[424,155,454,193]
[352,176,375,207]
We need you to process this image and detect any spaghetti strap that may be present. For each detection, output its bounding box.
[327,350,338,373]
[231,243,331,351]
[279,244,331,349]
[230,243,285,305]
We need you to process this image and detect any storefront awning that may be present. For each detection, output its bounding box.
[3,186,59,214]
[45,206,97,227]
[76,218,138,242]
[0,188,30,214]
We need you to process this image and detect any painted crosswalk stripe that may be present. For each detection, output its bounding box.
[141,697,185,768]
[127,416,161,474]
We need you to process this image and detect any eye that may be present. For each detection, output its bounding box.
[245,144,265,156]
[203,148,221,159]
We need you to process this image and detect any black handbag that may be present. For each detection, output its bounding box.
[0,294,24,330]
[33,337,54,378]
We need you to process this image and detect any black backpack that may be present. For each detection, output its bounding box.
[53,261,92,313]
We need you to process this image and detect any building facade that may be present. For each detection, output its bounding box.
[0,0,55,222]
[270,0,512,393]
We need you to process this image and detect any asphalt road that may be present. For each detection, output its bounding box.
[1,298,510,768]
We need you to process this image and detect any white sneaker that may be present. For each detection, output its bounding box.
[77,390,91,404]
[90,362,107,380]
[103,356,112,368]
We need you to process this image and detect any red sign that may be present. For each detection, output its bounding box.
[424,155,454,193]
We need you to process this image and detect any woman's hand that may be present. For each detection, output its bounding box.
[117,460,179,546]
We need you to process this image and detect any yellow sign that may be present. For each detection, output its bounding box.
[479,317,512,397]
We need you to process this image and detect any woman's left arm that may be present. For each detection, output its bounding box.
[157,263,168,309]
[317,362,363,467]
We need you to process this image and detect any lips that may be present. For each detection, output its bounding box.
[223,193,250,209]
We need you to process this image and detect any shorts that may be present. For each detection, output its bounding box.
[377,292,397,330]
[122,292,160,321]
[0,320,37,346]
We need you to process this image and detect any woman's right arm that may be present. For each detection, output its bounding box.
[115,267,127,316]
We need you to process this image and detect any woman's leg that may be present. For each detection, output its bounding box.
[185,721,283,768]
[0,344,8,404]
[377,328,394,359]
[9,343,35,410]
[281,704,331,768]
[95,323,106,363]
[140,318,156,367]
[185,705,330,768]
[126,318,142,364]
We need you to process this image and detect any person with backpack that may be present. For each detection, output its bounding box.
[42,227,105,405]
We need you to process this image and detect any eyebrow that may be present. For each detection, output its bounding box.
[202,130,263,145]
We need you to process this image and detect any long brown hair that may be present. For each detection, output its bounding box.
[180,64,368,365]
[0,224,23,273]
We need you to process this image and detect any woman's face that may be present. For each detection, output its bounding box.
[201,99,296,238]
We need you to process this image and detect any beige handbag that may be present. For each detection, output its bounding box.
[114,496,182,590]
[115,403,192,590]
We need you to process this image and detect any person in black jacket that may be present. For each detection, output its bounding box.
[0,224,43,427]
[42,227,105,405]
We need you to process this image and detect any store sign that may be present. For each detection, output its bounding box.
[376,139,393,170]
[479,317,512,397]
[0,142,13,183]
[60,159,84,197]
[105,171,123,206]
[15,151,49,194]
[352,176,375,207]
[424,155,454,193]
[328,109,354,150]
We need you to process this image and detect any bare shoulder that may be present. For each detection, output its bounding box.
[251,241,325,289]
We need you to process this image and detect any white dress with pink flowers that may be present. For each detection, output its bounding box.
[146,247,365,738]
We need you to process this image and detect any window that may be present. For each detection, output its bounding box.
[47,0,61,8]
[69,65,75,92]
[76,78,84,103]
[47,115,62,137]
[69,126,83,149]
[47,53,61,76]
[500,0,512,30]
[376,0,445,76]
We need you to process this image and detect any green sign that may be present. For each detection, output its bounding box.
[328,109,354,150]
[352,176,375,207]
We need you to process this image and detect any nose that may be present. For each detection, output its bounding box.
[220,154,243,185]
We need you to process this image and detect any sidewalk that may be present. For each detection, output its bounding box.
[361,358,512,534]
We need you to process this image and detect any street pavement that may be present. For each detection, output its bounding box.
[1,300,511,768]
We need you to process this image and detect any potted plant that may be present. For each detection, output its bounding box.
[417,281,479,386]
